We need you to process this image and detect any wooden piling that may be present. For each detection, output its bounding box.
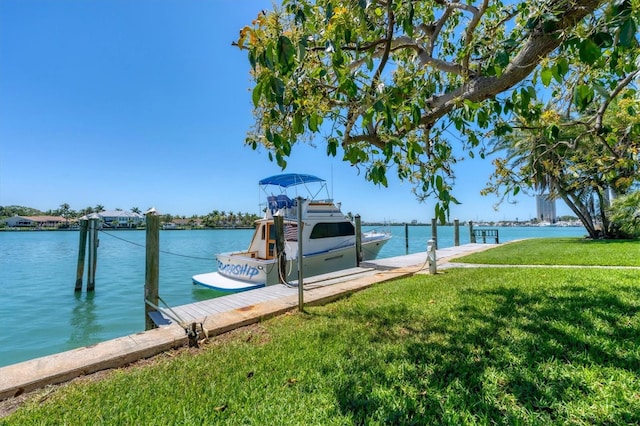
[454,219,460,246]
[469,221,475,243]
[404,223,409,254]
[431,218,438,249]
[74,219,88,292]
[355,215,362,266]
[144,213,160,331]
[87,218,99,292]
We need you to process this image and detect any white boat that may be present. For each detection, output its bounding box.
[192,173,391,293]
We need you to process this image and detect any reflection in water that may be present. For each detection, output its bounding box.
[68,292,103,347]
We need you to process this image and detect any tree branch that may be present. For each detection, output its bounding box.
[462,0,489,72]
[420,0,604,129]
[594,69,640,130]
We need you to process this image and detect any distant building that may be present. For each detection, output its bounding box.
[536,194,556,223]
[3,215,68,228]
[82,210,144,228]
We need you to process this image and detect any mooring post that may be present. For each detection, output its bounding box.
[431,218,438,249]
[469,221,475,243]
[87,218,99,292]
[74,219,88,292]
[454,219,460,247]
[144,212,160,331]
[296,197,304,312]
[427,238,437,274]
[273,214,286,283]
[355,214,362,266]
[404,223,409,254]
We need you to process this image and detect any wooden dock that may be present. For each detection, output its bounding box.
[157,243,497,327]
[159,266,379,324]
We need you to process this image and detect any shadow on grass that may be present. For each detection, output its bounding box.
[321,278,640,424]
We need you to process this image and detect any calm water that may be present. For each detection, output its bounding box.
[0,225,587,367]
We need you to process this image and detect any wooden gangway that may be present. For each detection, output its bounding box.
[159,266,379,325]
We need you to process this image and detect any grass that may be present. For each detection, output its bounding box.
[3,239,640,425]
[457,237,640,266]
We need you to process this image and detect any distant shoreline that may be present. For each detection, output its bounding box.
[0,223,586,232]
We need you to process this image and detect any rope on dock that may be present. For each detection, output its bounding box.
[98,229,214,261]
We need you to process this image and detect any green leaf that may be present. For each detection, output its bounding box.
[327,138,338,157]
[308,113,319,132]
[275,152,287,169]
[434,203,446,224]
[332,51,344,67]
[435,175,443,192]
[541,67,552,86]
[271,77,285,101]
[248,50,256,71]
[579,39,601,65]
[573,85,595,111]
[412,105,421,125]
[495,50,510,68]
[552,58,569,83]
[293,113,303,134]
[252,81,262,108]
[277,35,296,75]
[618,17,637,48]
[592,31,613,48]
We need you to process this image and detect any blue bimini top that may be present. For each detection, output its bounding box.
[259,173,325,188]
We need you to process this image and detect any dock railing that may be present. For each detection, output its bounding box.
[471,229,499,244]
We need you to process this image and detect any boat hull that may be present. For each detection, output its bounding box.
[192,236,390,292]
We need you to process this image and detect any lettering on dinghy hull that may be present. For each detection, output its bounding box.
[192,173,391,293]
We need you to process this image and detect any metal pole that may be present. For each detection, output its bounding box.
[355,214,362,266]
[145,213,160,330]
[297,197,304,312]
[273,214,286,283]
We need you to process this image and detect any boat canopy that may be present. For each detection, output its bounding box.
[259,173,325,188]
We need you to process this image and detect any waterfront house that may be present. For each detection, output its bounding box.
[81,210,145,229]
[3,215,68,228]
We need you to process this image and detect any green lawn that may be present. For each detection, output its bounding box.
[457,237,640,266]
[4,252,639,424]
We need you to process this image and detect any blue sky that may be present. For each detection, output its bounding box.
[0,1,571,223]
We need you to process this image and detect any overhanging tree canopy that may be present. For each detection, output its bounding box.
[236,0,639,221]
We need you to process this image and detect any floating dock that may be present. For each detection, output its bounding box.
[0,243,497,401]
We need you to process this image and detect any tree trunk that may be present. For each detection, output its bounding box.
[558,192,600,239]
